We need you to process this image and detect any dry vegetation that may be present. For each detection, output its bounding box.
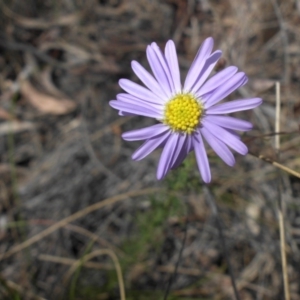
[0,0,300,299]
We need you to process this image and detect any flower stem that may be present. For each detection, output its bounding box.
[204,186,241,300]
[163,215,188,300]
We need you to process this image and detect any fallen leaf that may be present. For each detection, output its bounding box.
[0,107,15,121]
[39,66,67,98]
[39,41,104,64]
[251,78,275,93]
[21,81,76,115]
[2,3,80,29]
[0,121,34,136]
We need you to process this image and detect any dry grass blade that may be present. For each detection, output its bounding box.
[24,220,122,255]
[0,187,161,261]
[275,82,290,300]
[38,254,113,270]
[62,249,125,300]
[157,265,201,277]
[0,275,46,300]
[65,224,125,257]
[158,265,274,297]
[1,2,81,29]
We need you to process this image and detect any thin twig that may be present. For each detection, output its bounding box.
[270,0,290,84]
[65,223,125,257]
[38,254,112,270]
[245,130,300,140]
[0,187,161,261]
[203,186,241,300]
[275,82,290,300]
[80,90,121,182]
[0,37,68,69]
[249,152,300,179]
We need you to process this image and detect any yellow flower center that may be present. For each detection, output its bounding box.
[163,93,203,134]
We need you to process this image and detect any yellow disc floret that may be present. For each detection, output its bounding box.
[164,93,203,134]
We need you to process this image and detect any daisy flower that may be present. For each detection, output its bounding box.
[109,37,262,183]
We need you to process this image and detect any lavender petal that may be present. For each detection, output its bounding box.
[186,133,194,152]
[157,133,179,179]
[200,127,235,166]
[203,120,248,155]
[189,50,222,94]
[165,40,181,93]
[109,100,162,119]
[192,131,211,183]
[119,78,161,104]
[131,61,167,100]
[204,72,248,109]
[117,93,163,111]
[206,98,262,114]
[122,124,169,141]
[169,133,186,169]
[146,45,172,98]
[151,42,175,92]
[171,134,194,170]
[119,111,136,116]
[184,37,214,92]
[132,131,171,161]
[204,115,253,131]
[197,66,238,96]
[227,129,242,140]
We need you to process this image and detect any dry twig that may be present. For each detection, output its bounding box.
[0,188,161,261]
[275,82,290,300]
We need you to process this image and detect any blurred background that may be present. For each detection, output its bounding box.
[0,0,300,299]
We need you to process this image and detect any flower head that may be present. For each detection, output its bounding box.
[109,38,262,183]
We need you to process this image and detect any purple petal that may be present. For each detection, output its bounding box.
[186,133,194,152]
[119,111,135,116]
[227,129,241,140]
[157,133,179,179]
[197,66,238,96]
[200,127,235,166]
[165,40,181,93]
[151,42,175,92]
[192,131,211,183]
[132,131,171,161]
[204,72,248,109]
[202,120,248,155]
[184,37,214,92]
[109,100,162,119]
[119,79,161,104]
[122,124,169,141]
[204,115,253,131]
[241,75,248,87]
[117,93,163,111]
[169,133,186,169]
[199,91,214,104]
[146,45,172,98]
[171,134,194,169]
[171,150,186,170]
[206,98,262,114]
[131,61,167,100]
[189,50,222,94]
